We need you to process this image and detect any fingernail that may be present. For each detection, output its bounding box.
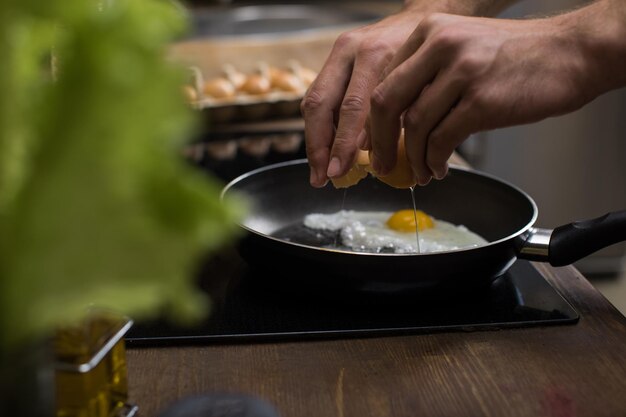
[433,166,448,180]
[310,169,318,186]
[417,175,432,186]
[310,169,326,187]
[327,157,342,178]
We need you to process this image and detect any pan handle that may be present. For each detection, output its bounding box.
[520,210,626,266]
[549,210,626,266]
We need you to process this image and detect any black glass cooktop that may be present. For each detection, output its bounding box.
[125,249,579,347]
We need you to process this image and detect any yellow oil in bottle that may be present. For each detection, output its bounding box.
[54,310,134,417]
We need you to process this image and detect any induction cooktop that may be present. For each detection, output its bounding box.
[125,248,579,347]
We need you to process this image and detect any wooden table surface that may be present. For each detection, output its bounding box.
[127,153,626,417]
[128,263,626,417]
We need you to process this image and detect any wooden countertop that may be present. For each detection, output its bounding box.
[127,153,626,417]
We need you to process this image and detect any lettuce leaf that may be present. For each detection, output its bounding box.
[0,0,246,347]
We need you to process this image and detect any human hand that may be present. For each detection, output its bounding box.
[300,0,525,188]
[369,6,622,186]
[300,8,424,187]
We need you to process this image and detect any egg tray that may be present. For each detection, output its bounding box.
[187,61,314,126]
[192,91,303,125]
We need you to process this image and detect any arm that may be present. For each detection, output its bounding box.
[368,0,626,185]
[300,0,522,187]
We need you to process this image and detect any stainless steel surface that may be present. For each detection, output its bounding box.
[187,4,383,39]
[519,228,552,261]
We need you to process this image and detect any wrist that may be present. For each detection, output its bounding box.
[561,0,626,97]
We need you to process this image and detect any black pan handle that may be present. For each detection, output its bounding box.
[548,210,626,267]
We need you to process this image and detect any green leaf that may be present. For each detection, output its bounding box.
[0,0,247,347]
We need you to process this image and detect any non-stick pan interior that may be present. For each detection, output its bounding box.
[223,159,537,245]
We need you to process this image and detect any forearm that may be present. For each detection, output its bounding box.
[559,0,626,98]
[586,0,626,89]
[402,0,522,17]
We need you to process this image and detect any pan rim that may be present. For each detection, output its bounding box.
[220,158,539,257]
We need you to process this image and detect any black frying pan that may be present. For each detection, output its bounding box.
[221,159,626,296]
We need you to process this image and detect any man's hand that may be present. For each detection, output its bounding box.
[300,0,520,188]
[300,10,424,187]
[369,1,626,185]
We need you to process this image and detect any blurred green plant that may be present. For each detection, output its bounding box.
[0,0,246,348]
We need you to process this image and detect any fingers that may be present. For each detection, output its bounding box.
[301,47,353,187]
[379,22,428,81]
[327,41,396,179]
[360,116,372,151]
[403,70,462,185]
[369,42,439,176]
[407,99,478,186]
[356,128,368,150]
[423,99,477,183]
[371,13,487,185]
[366,25,430,176]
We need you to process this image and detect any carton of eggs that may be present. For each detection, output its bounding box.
[183,60,317,124]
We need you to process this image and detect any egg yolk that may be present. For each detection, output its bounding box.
[386,209,434,232]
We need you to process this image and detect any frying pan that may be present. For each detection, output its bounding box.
[221,159,626,297]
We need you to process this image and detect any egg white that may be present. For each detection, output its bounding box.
[303,210,487,254]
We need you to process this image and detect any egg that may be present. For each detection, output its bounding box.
[240,74,271,95]
[204,77,236,99]
[221,64,246,90]
[330,130,416,189]
[298,67,318,86]
[286,59,317,87]
[330,150,370,189]
[368,131,416,189]
[269,67,304,92]
[386,209,433,232]
[303,209,487,254]
[182,85,198,103]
